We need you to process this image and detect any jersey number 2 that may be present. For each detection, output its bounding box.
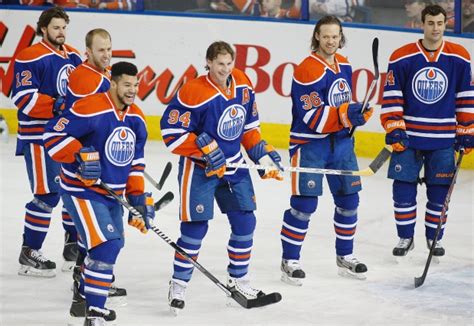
[15,71,32,87]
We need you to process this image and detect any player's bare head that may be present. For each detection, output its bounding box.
[36,6,70,36]
[111,62,138,81]
[205,41,235,71]
[311,15,345,51]
[421,4,447,23]
[85,28,112,49]
[111,62,139,107]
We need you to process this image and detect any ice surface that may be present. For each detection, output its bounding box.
[1,137,472,325]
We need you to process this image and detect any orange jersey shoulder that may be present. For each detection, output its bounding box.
[232,68,254,89]
[293,55,326,84]
[177,75,219,107]
[128,103,146,120]
[389,43,419,62]
[68,64,108,96]
[71,93,111,116]
[335,53,350,65]
[443,41,471,61]
[64,43,81,56]
[16,42,52,61]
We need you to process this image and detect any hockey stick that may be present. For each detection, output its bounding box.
[349,37,379,137]
[414,150,465,288]
[227,146,392,176]
[144,161,172,191]
[99,182,281,308]
[153,191,174,211]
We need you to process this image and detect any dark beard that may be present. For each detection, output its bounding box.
[46,33,65,48]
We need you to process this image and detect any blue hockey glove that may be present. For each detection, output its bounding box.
[247,140,283,180]
[455,122,473,155]
[384,119,409,152]
[338,103,373,129]
[53,96,65,116]
[127,193,155,234]
[196,132,226,178]
[75,147,101,186]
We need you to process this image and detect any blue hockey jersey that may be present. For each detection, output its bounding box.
[289,52,353,156]
[44,92,147,204]
[160,68,264,178]
[381,40,474,150]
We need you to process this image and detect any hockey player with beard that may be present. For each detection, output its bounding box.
[11,6,82,278]
[278,15,374,286]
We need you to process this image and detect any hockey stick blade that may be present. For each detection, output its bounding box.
[154,191,174,211]
[231,290,282,308]
[368,146,392,174]
[145,161,172,191]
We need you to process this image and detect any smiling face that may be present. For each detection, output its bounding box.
[42,17,67,48]
[315,23,341,60]
[111,74,138,107]
[207,52,235,89]
[86,34,112,72]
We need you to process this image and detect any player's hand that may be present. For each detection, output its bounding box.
[75,147,101,186]
[53,96,66,117]
[247,140,283,181]
[127,192,155,234]
[384,119,409,152]
[338,103,373,129]
[196,132,226,178]
[455,122,473,155]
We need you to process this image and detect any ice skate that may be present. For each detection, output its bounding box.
[70,280,86,317]
[62,232,79,272]
[18,246,56,278]
[336,255,367,280]
[107,282,128,306]
[83,306,116,326]
[227,274,264,300]
[427,239,445,257]
[392,237,414,257]
[280,259,305,286]
[168,278,187,316]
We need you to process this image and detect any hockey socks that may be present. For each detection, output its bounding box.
[23,196,56,249]
[227,211,255,278]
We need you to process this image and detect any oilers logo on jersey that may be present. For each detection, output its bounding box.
[105,127,136,166]
[328,78,351,107]
[56,64,76,96]
[218,104,246,141]
[412,67,448,104]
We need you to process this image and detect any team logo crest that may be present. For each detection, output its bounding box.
[412,67,448,104]
[56,64,75,96]
[217,104,246,141]
[328,78,352,107]
[105,127,136,166]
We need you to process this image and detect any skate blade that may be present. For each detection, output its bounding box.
[62,261,75,272]
[280,273,303,286]
[18,265,56,278]
[337,267,367,280]
[107,295,128,307]
[169,306,181,316]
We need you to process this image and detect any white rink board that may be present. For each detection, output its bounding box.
[1,9,473,133]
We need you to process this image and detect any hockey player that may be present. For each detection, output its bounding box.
[63,28,128,316]
[11,6,82,277]
[160,41,283,314]
[279,15,373,285]
[381,4,473,258]
[44,61,154,325]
